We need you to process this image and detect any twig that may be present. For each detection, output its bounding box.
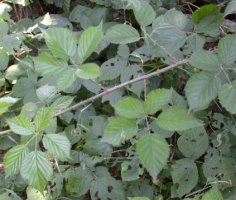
[54,59,188,117]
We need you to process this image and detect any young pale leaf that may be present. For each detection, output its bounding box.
[0,97,18,115]
[106,24,140,44]
[156,107,203,131]
[76,63,100,80]
[189,50,220,71]
[21,151,53,192]
[224,0,236,16]
[78,24,103,62]
[45,27,77,60]
[177,127,208,159]
[219,81,236,114]
[42,134,71,161]
[7,116,34,136]
[185,72,221,111]
[171,158,198,197]
[102,117,138,146]
[34,108,53,132]
[136,134,169,178]
[144,89,172,115]
[133,1,156,27]
[114,97,145,119]
[0,48,9,70]
[218,34,236,66]
[34,52,68,76]
[51,96,74,112]
[3,145,29,177]
[202,187,223,200]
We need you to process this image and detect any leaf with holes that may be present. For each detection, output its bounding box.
[156,107,203,131]
[177,127,208,159]
[102,117,138,146]
[20,151,53,192]
[144,89,172,115]
[136,134,169,178]
[3,145,29,177]
[185,72,221,111]
[171,158,198,197]
[106,24,140,44]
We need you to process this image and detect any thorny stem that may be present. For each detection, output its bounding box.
[54,59,188,117]
[1,59,188,135]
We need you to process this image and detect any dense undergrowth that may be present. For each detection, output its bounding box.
[0,0,236,199]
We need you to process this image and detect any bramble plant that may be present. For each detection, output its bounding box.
[0,0,236,199]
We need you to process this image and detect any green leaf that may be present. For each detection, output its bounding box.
[156,107,203,131]
[202,187,223,200]
[0,48,9,70]
[218,34,236,66]
[192,4,220,23]
[26,187,47,200]
[102,117,138,146]
[43,134,71,161]
[219,81,236,114]
[90,166,125,200]
[144,89,172,115]
[21,151,53,192]
[164,8,188,30]
[34,52,68,76]
[132,1,156,27]
[0,21,8,38]
[78,24,103,62]
[128,198,150,200]
[0,97,18,115]
[224,0,236,16]
[57,68,76,91]
[51,96,74,112]
[192,4,223,34]
[0,34,25,54]
[151,20,186,53]
[36,85,57,104]
[189,50,220,71]
[171,158,198,197]
[106,24,140,44]
[114,97,145,119]
[7,116,34,136]
[76,63,100,80]
[3,145,29,177]
[34,108,53,132]
[45,27,77,60]
[136,134,169,178]
[185,72,221,111]
[177,127,209,159]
